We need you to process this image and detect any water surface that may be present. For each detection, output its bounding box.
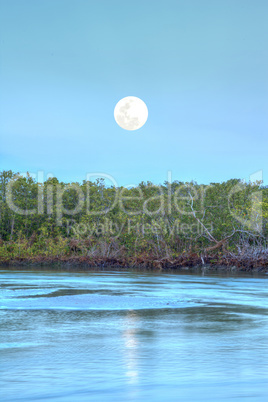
[1,268,268,401]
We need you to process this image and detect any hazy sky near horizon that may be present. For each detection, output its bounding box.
[0,0,267,186]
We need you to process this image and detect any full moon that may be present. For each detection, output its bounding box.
[114,96,148,130]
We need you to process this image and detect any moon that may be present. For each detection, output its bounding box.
[114,96,148,130]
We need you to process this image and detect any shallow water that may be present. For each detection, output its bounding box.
[0,268,268,401]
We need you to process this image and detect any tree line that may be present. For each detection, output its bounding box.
[0,170,268,265]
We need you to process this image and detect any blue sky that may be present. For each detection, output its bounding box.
[0,0,267,186]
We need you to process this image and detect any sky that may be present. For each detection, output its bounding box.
[0,0,267,186]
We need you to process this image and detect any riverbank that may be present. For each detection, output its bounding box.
[1,254,267,273]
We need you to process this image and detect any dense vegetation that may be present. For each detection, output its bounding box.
[1,170,268,269]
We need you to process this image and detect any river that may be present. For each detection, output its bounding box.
[0,268,268,401]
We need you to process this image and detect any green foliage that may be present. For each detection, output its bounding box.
[0,170,267,261]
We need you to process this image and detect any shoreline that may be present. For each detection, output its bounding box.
[1,255,268,273]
